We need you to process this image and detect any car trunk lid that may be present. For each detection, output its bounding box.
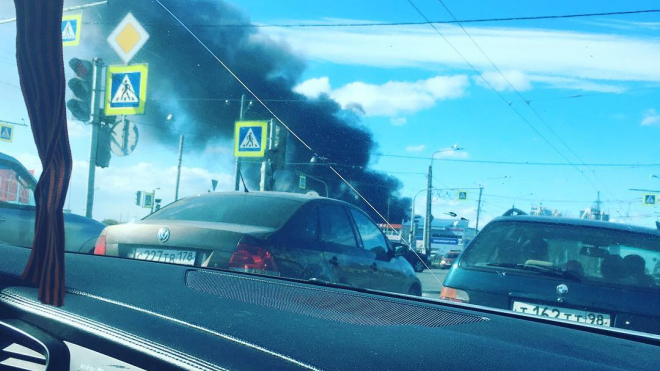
[104,220,276,269]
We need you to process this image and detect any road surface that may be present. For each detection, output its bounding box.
[417,268,449,298]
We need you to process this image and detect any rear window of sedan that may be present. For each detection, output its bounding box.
[460,221,660,291]
[146,195,302,228]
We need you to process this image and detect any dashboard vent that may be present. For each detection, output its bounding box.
[186,270,487,328]
[0,342,46,371]
[0,320,68,371]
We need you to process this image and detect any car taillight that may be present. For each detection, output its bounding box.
[93,230,107,255]
[440,287,470,303]
[228,243,278,273]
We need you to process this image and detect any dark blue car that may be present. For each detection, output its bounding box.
[441,216,660,335]
[0,152,105,253]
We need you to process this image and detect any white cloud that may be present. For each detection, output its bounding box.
[295,75,469,117]
[405,144,425,152]
[641,109,660,126]
[529,75,625,93]
[67,120,90,139]
[293,76,331,98]
[265,23,660,88]
[390,117,407,126]
[474,70,532,92]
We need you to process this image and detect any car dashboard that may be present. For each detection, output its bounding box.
[0,243,658,371]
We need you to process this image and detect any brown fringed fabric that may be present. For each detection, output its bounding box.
[14,0,72,306]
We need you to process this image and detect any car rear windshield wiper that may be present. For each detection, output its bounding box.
[486,263,582,282]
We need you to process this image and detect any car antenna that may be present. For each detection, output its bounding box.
[239,169,249,193]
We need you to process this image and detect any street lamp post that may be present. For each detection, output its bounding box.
[424,145,463,254]
[410,187,443,250]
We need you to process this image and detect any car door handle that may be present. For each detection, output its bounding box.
[329,256,339,266]
[370,262,378,271]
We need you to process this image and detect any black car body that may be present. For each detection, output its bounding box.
[97,192,422,295]
[442,216,660,334]
[0,152,105,253]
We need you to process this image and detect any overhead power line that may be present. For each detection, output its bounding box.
[407,0,605,194]
[374,154,660,167]
[433,0,617,205]
[78,9,660,28]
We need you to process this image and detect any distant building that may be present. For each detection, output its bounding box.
[378,223,403,242]
[580,192,610,221]
[530,205,562,217]
[400,217,476,256]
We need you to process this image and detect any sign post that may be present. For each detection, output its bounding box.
[0,123,13,142]
[61,14,82,46]
[110,119,139,156]
[643,194,657,206]
[234,121,268,158]
[457,190,468,202]
[107,13,150,64]
[105,64,149,116]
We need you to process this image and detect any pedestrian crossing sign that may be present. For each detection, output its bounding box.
[234,121,267,157]
[62,14,82,46]
[105,64,149,115]
[0,123,13,142]
[143,192,154,209]
[458,190,468,201]
[643,194,656,206]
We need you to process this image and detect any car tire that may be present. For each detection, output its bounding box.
[413,260,425,273]
[408,284,422,296]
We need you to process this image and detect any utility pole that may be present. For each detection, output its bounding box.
[260,119,274,191]
[85,58,104,218]
[386,196,391,222]
[174,135,184,201]
[475,187,483,232]
[423,165,433,256]
[234,94,245,191]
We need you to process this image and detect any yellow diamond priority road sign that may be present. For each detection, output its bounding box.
[107,13,149,64]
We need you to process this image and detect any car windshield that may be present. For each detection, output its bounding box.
[3,0,660,336]
[461,221,660,291]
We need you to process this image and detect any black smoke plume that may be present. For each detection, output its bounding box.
[82,0,411,223]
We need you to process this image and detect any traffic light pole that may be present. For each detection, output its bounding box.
[475,187,483,232]
[85,58,104,218]
[234,94,245,191]
[260,119,274,191]
[423,165,432,256]
[174,135,184,201]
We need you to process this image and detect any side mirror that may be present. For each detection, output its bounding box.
[391,242,409,257]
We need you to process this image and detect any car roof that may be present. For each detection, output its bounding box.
[0,151,36,185]
[184,191,323,203]
[491,215,660,236]
[180,191,360,210]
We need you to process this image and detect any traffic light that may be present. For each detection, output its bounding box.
[66,58,93,122]
[270,123,287,171]
[95,111,114,168]
[135,191,142,206]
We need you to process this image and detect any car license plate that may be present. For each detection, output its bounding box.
[134,248,196,266]
[512,301,611,327]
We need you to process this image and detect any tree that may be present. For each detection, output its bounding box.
[102,219,119,226]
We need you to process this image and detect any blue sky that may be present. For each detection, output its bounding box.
[1,0,660,227]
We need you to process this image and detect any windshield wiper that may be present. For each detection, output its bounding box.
[486,263,582,282]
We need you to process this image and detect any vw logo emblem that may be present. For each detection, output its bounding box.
[157,228,170,243]
[556,284,569,295]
